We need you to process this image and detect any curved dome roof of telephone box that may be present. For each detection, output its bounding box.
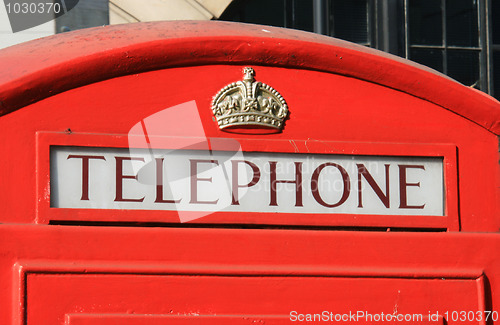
[0,20,498,134]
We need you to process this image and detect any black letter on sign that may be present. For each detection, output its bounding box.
[189,159,219,204]
[357,164,390,208]
[311,163,350,208]
[115,156,145,202]
[399,164,425,209]
[269,161,303,207]
[231,160,260,205]
[67,155,106,201]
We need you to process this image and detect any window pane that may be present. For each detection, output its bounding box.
[236,0,286,27]
[409,0,443,45]
[410,48,444,72]
[493,0,500,44]
[447,50,479,87]
[446,0,478,47]
[494,51,500,99]
[220,0,313,32]
[56,0,109,33]
[291,0,313,32]
[330,0,368,44]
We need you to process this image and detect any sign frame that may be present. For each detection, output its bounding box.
[36,131,459,230]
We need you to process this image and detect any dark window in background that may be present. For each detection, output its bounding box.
[493,0,500,99]
[220,0,498,100]
[494,0,500,44]
[447,0,479,47]
[407,0,481,88]
[495,51,500,100]
[410,48,444,72]
[56,0,109,33]
[220,0,313,32]
[221,0,371,44]
[288,0,314,32]
[330,0,369,45]
[409,0,442,46]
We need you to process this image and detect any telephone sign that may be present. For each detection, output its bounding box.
[0,21,498,325]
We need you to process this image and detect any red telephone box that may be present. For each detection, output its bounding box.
[0,21,499,325]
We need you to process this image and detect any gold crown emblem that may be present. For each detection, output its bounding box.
[212,67,288,131]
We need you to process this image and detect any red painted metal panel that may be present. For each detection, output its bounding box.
[67,314,444,325]
[26,274,482,324]
[0,224,498,325]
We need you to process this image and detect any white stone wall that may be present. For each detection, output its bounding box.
[0,0,234,49]
[0,0,55,49]
[109,0,233,24]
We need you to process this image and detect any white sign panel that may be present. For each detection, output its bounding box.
[50,146,444,217]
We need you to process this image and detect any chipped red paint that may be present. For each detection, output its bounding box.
[0,21,499,325]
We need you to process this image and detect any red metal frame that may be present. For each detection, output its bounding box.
[16,262,483,325]
[36,131,459,230]
[2,224,497,325]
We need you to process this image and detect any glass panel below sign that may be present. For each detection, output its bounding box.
[50,146,444,221]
